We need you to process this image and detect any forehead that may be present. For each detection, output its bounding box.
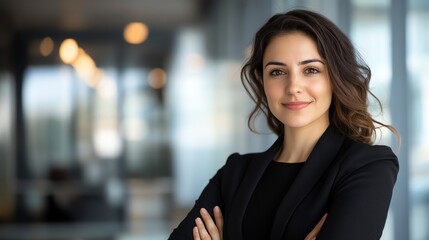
[263,32,321,62]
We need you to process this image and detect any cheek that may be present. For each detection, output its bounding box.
[312,81,332,100]
[325,85,333,102]
[263,84,280,111]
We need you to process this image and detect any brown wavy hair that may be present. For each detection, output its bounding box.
[241,9,398,144]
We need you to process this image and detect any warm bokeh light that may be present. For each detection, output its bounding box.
[59,40,101,89]
[71,49,98,86]
[123,22,149,44]
[39,37,54,57]
[87,68,103,89]
[59,38,79,64]
[148,68,167,89]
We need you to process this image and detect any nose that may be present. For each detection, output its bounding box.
[285,72,303,95]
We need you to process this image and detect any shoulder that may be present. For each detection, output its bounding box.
[343,139,398,164]
[219,150,270,181]
[224,135,283,168]
[222,151,260,171]
[337,139,399,177]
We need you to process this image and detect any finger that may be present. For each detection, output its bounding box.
[200,208,221,239]
[195,217,211,239]
[304,214,327,240]
[193,226,201,240]
[304,213,328,240]
[314,213,328,233]
[213,206,224,234]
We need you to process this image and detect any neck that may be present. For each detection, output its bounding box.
[276,123,329,163]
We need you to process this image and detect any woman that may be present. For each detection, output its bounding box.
[169,9,399,240]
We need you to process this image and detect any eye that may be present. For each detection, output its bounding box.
[305,67,320,74]
[269,69,286,76]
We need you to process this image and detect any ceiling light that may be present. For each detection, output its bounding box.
[59,38,79,64]
[40,37,54,57]
[123,22,149,44]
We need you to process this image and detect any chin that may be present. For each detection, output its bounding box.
[282,118,328,130]
[282,121,311,129]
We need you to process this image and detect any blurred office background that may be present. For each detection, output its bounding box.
[0,0,427,239]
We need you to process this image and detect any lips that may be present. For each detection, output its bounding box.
[282,101,312,110]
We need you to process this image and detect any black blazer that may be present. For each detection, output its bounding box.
[169,126,399,240]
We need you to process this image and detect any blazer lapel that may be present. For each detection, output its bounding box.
[227,136,283,240]
[270,126,345,240]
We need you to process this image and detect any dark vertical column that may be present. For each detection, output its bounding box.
[13,33,30,222]
[390,0,409,239]
[13,33,28,180]
[203,0,247,60]
[242,0,272,50]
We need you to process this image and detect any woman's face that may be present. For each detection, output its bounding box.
[263,32,332,131]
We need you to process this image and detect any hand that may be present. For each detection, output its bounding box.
[304,213,328,240]
[193,206,224,240]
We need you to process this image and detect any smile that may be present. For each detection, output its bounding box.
[282,101,312,110]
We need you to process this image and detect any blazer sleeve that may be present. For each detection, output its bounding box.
[168,154,236,240]
[317,145,399,240]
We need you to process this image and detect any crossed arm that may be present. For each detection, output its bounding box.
[193,206,328,240]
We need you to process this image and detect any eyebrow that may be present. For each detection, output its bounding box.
[264,59,325,69]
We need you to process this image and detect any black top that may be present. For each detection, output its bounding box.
[243,160,304,239]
